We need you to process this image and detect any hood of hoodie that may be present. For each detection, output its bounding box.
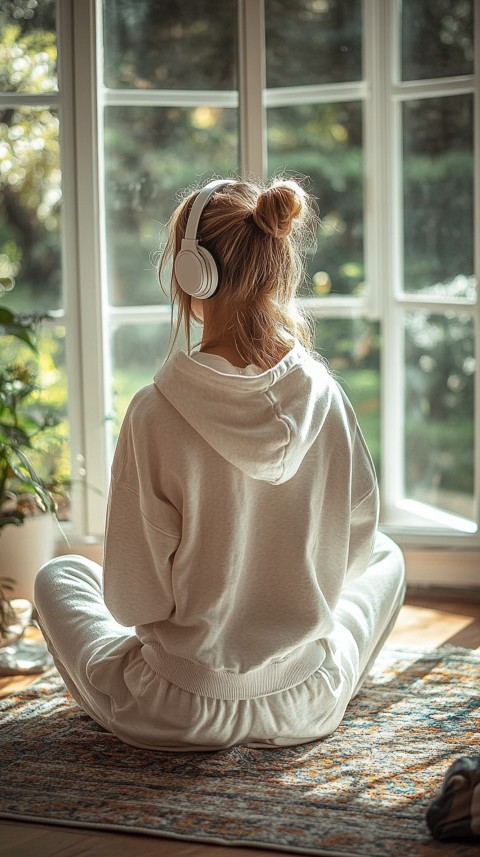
[154,343,333,485]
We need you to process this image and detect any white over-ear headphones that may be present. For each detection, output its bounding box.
[173,178,236,300]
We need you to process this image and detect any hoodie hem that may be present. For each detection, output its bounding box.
[141,639,327,700]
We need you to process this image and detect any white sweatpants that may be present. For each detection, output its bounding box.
[34,532,405,751]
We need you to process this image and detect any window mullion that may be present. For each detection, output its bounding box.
[56,0,87,536]
[0,92,60,107]
[380,0,406,520]
[474,0,480,529]
[392,76,475,99]
[265,82,367,107]
[237,0,266,179]
[363,0,387,322]
[103,90,238,108]
[72,0,110,538]
[301,297,369,319]
[395,296,477,311]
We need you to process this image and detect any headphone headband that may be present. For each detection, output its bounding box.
[184,179,236,240]
[174,179,236,300]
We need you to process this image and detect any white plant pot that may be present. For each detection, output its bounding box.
[0,514,56,603]
[0,598,33,648]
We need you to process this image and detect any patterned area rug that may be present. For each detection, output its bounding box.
[1,645,479,857]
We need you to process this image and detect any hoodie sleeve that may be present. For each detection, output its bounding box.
[103,398,181,627]
[344,421,380,585]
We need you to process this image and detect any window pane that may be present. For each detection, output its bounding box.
[401,0,474,81]
[265,0,362,87]
[104,105,238,307]
[405,312,475,521]
[0,0,57,93]
[314,317,380,477]
[111,322,172,439]
[103,0,237,91]
[402,95,474,299]
[0,106,62,311]
[268,102,364,297]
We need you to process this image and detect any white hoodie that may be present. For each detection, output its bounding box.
[103,343,379,700]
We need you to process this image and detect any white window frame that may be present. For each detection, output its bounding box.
[381,0,480,552]
[59,0,110,539]
[59,0,479,580]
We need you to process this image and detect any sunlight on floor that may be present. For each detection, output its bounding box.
[388,605,476,649]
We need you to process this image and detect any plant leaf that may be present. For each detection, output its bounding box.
[0,423,32,447]
[9,453,56,515]
[0,308,14,325]
[0,318,37,351]
[0,307,52,352]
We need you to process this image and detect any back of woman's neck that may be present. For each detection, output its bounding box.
[199,342,250,369]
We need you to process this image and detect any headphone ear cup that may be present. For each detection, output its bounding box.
[196,245,219,299]
[174,245,219,299]
[173,178,234,299]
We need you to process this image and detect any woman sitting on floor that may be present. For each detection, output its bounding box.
[35,176,405,751]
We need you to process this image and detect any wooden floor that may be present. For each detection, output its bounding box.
[1,592,480,857]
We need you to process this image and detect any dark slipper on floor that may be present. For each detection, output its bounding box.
[426,756,480,843]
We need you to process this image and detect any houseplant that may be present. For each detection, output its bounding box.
[0,306,66,605]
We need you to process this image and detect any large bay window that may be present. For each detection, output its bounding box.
[1,0,478,582]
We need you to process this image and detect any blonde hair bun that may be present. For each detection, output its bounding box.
[252,180,305,238]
